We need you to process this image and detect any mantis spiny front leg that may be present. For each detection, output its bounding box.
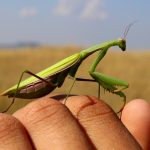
[89,46,129,113]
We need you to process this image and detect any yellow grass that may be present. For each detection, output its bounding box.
[0,46,149,113]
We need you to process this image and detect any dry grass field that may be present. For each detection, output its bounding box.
[0,46,149,113]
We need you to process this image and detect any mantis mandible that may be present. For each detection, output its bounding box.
[1,23,134,113]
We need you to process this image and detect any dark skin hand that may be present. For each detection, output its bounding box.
[0,96,149,150]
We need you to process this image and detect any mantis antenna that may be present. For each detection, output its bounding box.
[123,21,137,39]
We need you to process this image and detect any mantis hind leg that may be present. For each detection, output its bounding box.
[2,70,56,113]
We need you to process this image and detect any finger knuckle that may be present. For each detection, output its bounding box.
[19,98,69,127]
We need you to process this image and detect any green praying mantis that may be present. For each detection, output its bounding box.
[1,23,135,113]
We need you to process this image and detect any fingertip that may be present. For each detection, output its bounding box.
[121,99,150,150]
[121,99,150,123]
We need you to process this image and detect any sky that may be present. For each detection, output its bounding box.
[0,0,150,50]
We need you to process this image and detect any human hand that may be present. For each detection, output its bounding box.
[0,96,149,150]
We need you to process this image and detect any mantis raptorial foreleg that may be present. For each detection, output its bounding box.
[89,47,128,113]
[114,91,126,113]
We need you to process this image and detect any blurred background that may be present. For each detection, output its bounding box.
[0,0,149,113]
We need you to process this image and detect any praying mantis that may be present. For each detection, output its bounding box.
[1,23,135,113]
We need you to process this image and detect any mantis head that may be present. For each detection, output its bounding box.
[118,38,126,51]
